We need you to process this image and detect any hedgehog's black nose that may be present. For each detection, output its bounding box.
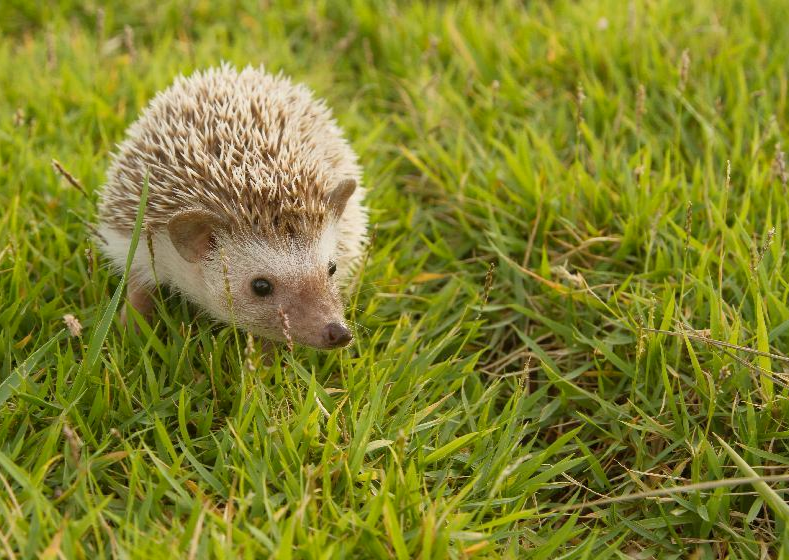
[323,322,352,348]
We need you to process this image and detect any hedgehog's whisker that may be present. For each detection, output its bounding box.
[344,319,370,335]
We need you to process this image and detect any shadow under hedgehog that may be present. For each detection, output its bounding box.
[96,64,368,350]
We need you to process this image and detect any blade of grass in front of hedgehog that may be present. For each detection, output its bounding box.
[81,173,149,377]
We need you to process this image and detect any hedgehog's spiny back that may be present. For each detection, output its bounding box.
[99,65,360,240]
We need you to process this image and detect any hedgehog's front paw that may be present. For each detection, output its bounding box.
[120,282,154,332]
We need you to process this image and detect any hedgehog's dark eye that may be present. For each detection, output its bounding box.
[328,261,337,277]
[251,278,273,297]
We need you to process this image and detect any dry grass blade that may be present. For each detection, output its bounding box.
[644,326,789,364]
[51,159,88,197]
[554,473,789,513]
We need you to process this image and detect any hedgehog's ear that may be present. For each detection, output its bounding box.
[325,178,356,219]
[168,209,226,263]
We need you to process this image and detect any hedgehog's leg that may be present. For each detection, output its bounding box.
[120,279,154,328]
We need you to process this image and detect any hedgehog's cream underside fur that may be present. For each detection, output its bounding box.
[97,63,367,285]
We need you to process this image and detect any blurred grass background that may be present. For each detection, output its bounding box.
[1,0,789,557]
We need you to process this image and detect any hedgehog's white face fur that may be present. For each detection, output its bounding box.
[164,180,356,348]
[203,230,347,348]
[200,231,349,348]
[96,64,368,349]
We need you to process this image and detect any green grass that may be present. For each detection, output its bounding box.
[2,0,789,557]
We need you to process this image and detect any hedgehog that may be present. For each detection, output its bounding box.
[96,64,367,349]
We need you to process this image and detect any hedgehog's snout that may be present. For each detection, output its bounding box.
[322,322,352,348]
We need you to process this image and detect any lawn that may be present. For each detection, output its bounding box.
[2,0,789,557]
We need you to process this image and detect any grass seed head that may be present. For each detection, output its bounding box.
[96,7,105,39]
[278,306,294,353]
[62,424,82,465]
[13,108,25,128]
[84,246,93,277]
[145,228,158,285]
[62,314,82,337]
[52,159,87,197]
[46,29,56,71]
[636,83,646,136]
[575,82,585,124]
[124,25,136,61]
[679,49,691,92]
[219,246,234,317]
[628,0,637,34]
[491,79,500,101]
[244,332,257,372]
[751,226,776,272]
[773,143,787,194]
